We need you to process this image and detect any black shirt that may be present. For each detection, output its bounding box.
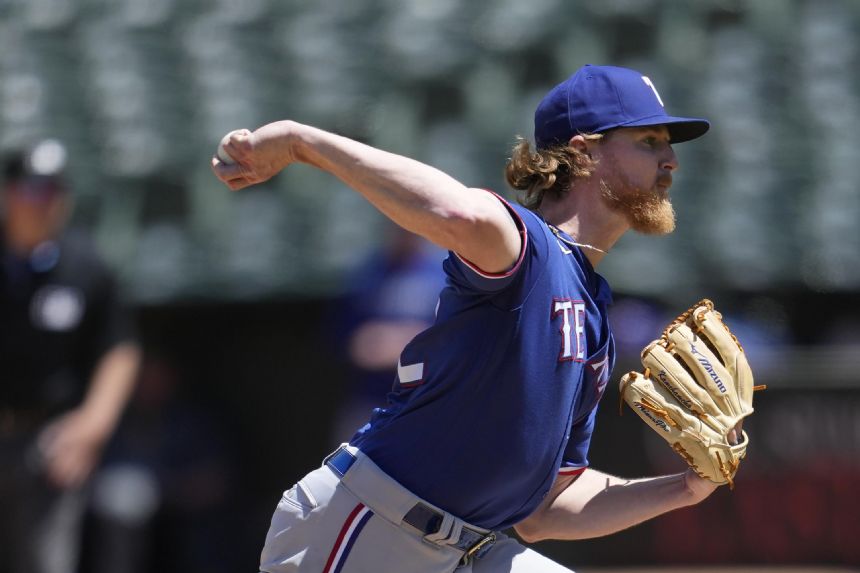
[0,229,134,416]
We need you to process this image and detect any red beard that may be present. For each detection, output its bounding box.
[600,178,676,235]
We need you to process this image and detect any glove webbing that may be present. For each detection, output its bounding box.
[660,298,747,356]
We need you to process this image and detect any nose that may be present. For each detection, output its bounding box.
[661,145,679,172]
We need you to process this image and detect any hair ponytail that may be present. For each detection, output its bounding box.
[504,135,601,209]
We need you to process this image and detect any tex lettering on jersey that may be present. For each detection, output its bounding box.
[551,298,586,362]
[587,353,611,396]
[551,297,610,394]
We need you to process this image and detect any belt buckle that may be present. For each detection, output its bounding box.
[460,531,496,565]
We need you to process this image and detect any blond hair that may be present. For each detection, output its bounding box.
[504,134,602,210]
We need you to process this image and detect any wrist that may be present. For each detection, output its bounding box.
[74,405,118,443]
[266,120,303,165]
[682,469,720,504]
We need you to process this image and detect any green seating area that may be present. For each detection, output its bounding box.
[2,0,859,302]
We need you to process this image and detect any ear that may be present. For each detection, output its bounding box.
[568,134,593,155]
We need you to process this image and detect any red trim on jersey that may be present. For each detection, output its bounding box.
[558,466,587,477]
[397,360,426,388]
[453,191,528,279]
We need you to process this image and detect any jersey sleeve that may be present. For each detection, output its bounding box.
[558,406,598,475]
[443,192,547,295]
[86,262,137,361]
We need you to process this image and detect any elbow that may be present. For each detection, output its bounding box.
[513,515,550,544]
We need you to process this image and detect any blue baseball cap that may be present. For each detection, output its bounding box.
[534,64,709,148]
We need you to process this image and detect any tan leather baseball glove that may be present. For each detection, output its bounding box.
[619,299,765,488]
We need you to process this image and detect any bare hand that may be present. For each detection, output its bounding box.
[728,419,744,446]
[210,121,298,191]
[37,409,110,490]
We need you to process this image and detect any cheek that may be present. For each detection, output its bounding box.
[593,149,624,180]
[601,159,648,192]
[598,148,654,182]
[624,155,660,187]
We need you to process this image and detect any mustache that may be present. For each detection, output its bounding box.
[656,174,673,189]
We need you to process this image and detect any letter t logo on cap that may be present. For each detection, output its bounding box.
[641,76,665,107]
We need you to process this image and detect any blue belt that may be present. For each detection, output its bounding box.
[324,447,496,564]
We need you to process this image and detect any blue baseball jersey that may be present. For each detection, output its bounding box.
[351,195,615,531]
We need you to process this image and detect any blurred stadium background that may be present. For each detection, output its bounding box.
[2,0,859,571]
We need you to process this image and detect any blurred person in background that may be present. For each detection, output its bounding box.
[86,352,237,573]
[0,139,141,573]
[329,222,446,444]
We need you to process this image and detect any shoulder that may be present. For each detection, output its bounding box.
[60,230,108,268]
[57,230,119,290]
[491,197,553,256]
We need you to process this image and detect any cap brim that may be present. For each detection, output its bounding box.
[664,117,710,143]
[622,115,710,143]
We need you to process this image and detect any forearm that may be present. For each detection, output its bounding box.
[79,342,142,439]
[37,342,141,488]
[292,123,480,237]
[516,468,716,542]
[236,121,520,273]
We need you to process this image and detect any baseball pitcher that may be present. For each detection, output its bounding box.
[211,64,760,572]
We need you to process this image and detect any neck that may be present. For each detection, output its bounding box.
[537,191,628,267]
[547,225,608,255]
[3,227,53,258]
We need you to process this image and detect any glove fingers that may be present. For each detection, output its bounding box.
[641,340,728,432]
[619,371,723,441]
[734,355,755,415]
[620,371,688,441]
[686,306,756,416]
[664,325,747,421]
[684,306,741,366]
